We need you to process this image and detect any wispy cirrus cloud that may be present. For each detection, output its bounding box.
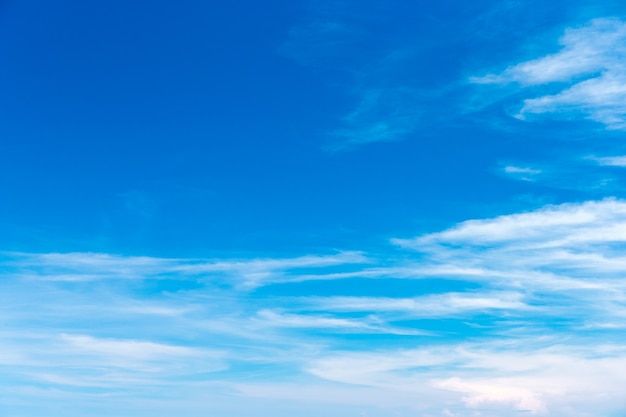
[4,199,626,416]
[590,154,626,166]
[473,18,626,129]
[392,199,626,338]
[255,309,425,335]
[2,250,368,288]
[0,331,226,392]
[280,2,458,150]
[496,158,621,193]
[301,291,529,318]
[327,87,422,150]
[397,198,626,250]
[501,165,542,181]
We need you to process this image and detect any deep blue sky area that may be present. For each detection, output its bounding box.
[3,1,626,416]
[1,0,597,257]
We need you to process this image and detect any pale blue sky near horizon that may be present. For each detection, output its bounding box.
[2,1,626,416]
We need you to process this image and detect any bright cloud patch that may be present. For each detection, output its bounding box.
[591,154,626,166]
[474,18,626,129]
[502,165,542,181]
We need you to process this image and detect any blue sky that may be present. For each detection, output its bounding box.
[2,1,626,416]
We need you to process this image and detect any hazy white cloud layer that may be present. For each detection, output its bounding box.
[3,198,626,416]
[474,18,626,129]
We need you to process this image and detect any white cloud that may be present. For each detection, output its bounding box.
[4,199,626,415]
[307,342,626,416]
[503,166,541,174]
[433,378,546,414]
[518,72,626,128]
[474,18,626,86]
[0,331,228,393]
[502,165,542,181]
[2,250,368,288]
[304,291,529,317]
[188,251,370,289]
[255,309,424,335]
[590,154,626,166]
[498,161,617,192]
[59,334,202,363]
[473,18,626,129]
[396,198,626,250]
[392,199,626,336]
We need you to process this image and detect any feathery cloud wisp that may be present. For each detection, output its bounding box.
[473,18,626,129]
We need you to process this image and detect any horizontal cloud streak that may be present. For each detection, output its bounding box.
[2,250,368,288]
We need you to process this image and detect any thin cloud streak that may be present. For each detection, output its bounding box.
[302,291,530,317]
[591,154,626,166]
[1,250,369,288]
